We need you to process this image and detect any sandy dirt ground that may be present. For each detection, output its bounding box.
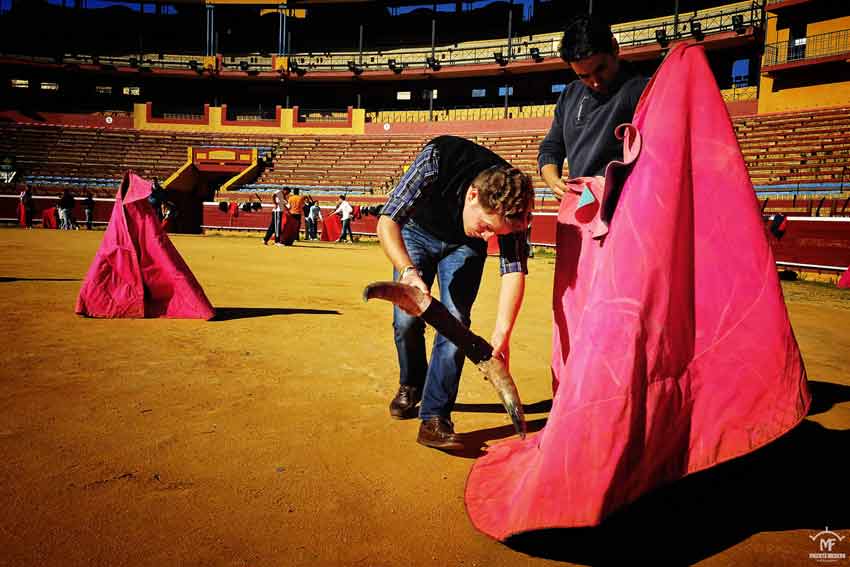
[0,227,848,567]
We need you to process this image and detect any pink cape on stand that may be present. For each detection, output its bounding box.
[75,171,215,319]
[464,45,810,540]
[839,267,850,289]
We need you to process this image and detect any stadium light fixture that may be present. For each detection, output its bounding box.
[655,29,669,48]
[690,20,704,41]
[493,52,509,66]
[529,47,543,63]
[425,56,441,71]
[732,14,745,34]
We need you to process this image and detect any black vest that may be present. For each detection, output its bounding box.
[411,135,508,247]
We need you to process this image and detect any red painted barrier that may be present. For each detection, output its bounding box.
[3,194,847,273]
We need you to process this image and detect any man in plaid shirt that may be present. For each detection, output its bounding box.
[377,135,534,451]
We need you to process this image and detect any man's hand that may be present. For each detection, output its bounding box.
[400,269,430,297]
[490,329,510,370]
[541,163,567,200]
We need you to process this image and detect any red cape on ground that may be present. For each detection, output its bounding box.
[75,171,215,319]
[464,44,810,540]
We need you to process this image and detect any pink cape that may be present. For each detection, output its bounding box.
[839,267,850,289]
[75,171,215,319]
[464,45,810,540]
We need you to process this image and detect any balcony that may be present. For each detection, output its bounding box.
[762,28,850,73]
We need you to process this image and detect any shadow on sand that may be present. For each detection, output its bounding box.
[211,307,341,321]
[499,379,850,565]
[0,276,81,283]
[455,399,553,415]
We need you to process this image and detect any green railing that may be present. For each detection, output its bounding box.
[763,28,850,67]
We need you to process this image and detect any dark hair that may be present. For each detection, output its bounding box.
[559,14,615,62]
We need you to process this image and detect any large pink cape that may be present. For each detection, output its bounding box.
[464,45,810,540]
[75,171,215,319]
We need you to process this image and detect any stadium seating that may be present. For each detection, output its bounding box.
[1,105,847,208]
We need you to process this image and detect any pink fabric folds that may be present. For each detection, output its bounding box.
[75,171,215,319]
[465,44,810,540]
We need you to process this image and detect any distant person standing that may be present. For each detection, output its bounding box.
[333,194,354,243]
[149,178,167,221]
[288,188,307,241]
[263,188,290,246]
[58,189,76,230]
[306,199,322,240]
[160,200,178,233]
[83,192,95,230]
[18,185,34,228]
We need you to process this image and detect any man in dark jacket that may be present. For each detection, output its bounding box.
[377,135,534,451]
[538,14,649,198]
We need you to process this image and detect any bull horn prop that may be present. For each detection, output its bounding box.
[363,281,526,439]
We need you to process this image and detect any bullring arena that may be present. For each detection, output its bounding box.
[1,227,848,566]
[2,0,850,565]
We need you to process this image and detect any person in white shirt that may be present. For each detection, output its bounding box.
[333,194,355,243]
[263,187,290,246]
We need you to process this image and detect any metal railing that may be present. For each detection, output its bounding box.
[763,28,850,66]
[614,1,760,49]
[0,2,761,75]
[290,1,760,73]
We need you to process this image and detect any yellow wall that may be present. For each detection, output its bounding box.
[758,13,850,114]
[808,15,850,36]
[134,104,366,135]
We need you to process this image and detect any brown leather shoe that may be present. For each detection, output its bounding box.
[417,417,464,451]
[389,385,421,419]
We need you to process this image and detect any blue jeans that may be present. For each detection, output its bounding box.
[339,218,354,242]
[393,221,486,420]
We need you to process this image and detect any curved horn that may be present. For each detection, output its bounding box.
[363,281,431,317]
[476,358,526,439]
[364,280,527,438]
